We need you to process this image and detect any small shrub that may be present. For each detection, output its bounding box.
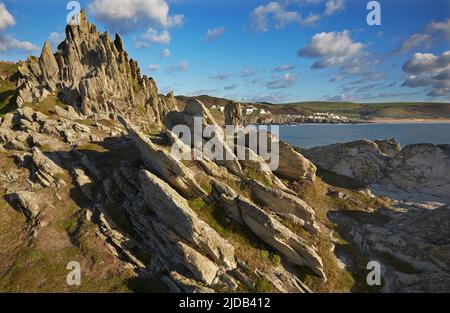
[260,249,270,260]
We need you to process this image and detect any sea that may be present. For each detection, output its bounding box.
[277,123,450,148]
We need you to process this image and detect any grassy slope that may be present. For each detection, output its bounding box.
[270,101,450,120]
[0,62,19,115]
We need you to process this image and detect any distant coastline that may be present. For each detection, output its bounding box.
[364,118,450,124]
[253,118,450,127]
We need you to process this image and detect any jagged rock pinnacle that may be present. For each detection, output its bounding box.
[16,10,176,126]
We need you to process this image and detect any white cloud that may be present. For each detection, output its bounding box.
[298,30,365,68]
[224,84,239,90]
[273,64,295,72]
[242,92,286,103]
[267,73,298,89]
[48,32,65,49]
[0,34,38,52]
[141,27,171,44]
[205,27,225,42]
[0,4,38,53]
[161,47,171,57]
[300,13,321,26]
[133,40,151,48]
[149,64,160,71]
[324,0,346,16]
[134,27,171,48]
[165,61,189,73]
[210,72,235,80]
[87,0,184,32]
[402,51,450,97]
[242,67,256,77]
[0,3,15,31]
[392,18,450,54]
[391,33,432,55]
[251,2,301,32]
[426,19,450,40]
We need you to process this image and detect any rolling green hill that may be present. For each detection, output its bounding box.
[176,95,450,122]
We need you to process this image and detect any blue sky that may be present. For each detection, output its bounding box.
[0,0,449,103]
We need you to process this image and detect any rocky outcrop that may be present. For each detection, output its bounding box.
[16,11,175,125]
[385,144,450,200]
[164,129,237,182]
[119,116,205,199]
[246,129,317,181]
[235,145,290,191]
[30,147,65,187]
[166,98,244,177]
[374,138,401,158]
[7,191,40,219]
[330,202,450,292]
[224,101,243,126]
[303,140,388,184]
[248,179,319,234]
[73,168,94,200]
[304,140,450,202]
[139,170,236,270]
[211,180,325,279]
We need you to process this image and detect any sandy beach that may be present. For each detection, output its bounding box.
[366,118,450,124]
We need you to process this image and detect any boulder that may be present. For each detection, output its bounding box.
[7,191,40,219]
[31,147,65,187]
[166,271,215,293]
[139,169,237,270]
[211,180,325,279]
[246,129,317,181]
[174,242,220,285]
[236,145,289,191]
[119,116,205,199]
[374,138,401,158]
[303,140,387,184]
[166,98,244,177]
[385,144,450,199]
[73,168,94,200]
[248,179,319,234]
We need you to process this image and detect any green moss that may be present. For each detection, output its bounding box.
[255,277,277,293]
[189,198,274,272]
[244,168,274,188]
[0,79,18,115]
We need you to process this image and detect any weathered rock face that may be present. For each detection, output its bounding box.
[330,203,450,292]
[246,129,317,182]
[224,102,243,126]
[304,140,450,201]
[166,98,244,177]
[30,147,65,187]
[73,168,94,200]
[7,191,40,219]
[119,116,205,199]
[374,138,401,158]
[248,179,319,234]
[16,11,175,125]
[385,144,450,200]
[211,180,325,279]
[303,140,387,184]
[139,169,237,271]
